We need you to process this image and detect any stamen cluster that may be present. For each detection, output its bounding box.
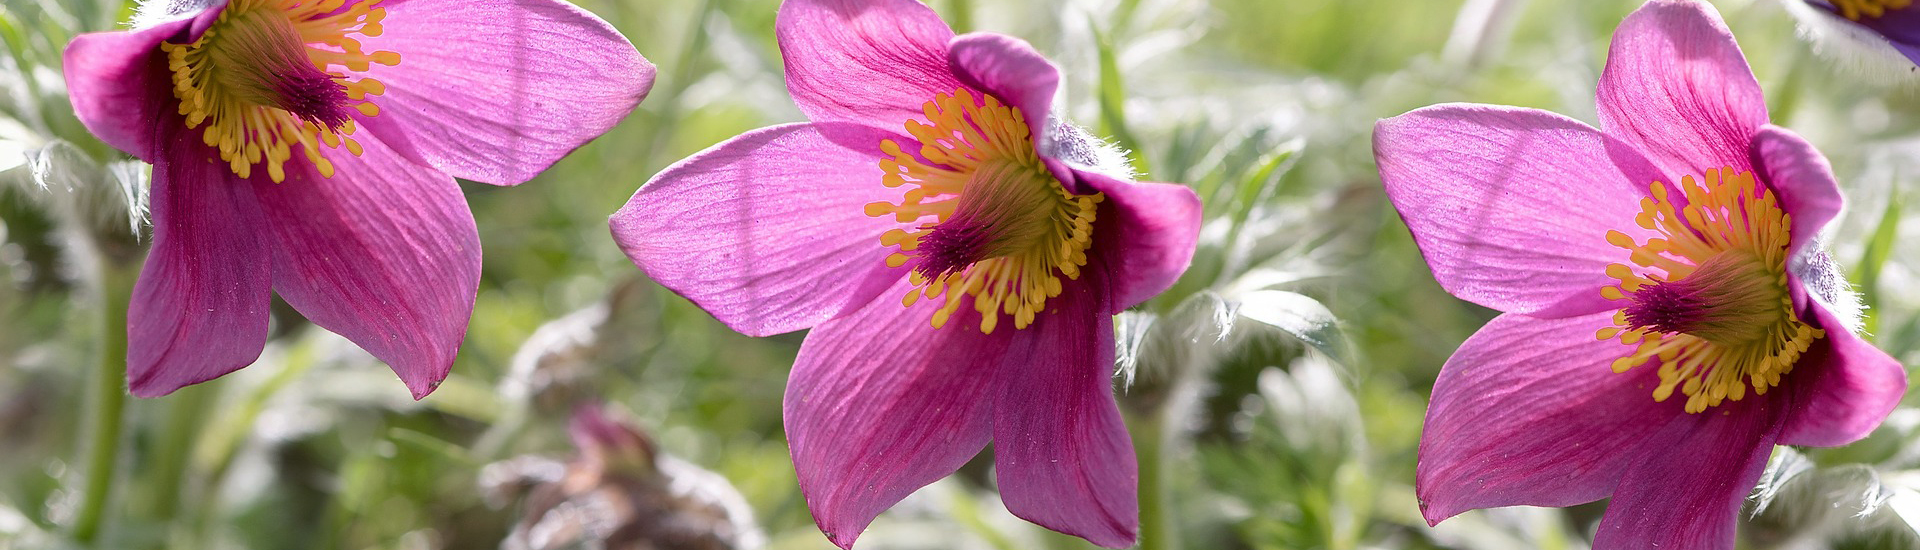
[1595,168,1823,413]
[864,89,1102,334]
[1831,0,1912,19]
[162,0,399,182]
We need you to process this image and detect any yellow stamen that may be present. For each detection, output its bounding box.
[1831,0,1911,20]
[160,0,399,182]
[1596,168,1823,413]
[866,89,1102,334]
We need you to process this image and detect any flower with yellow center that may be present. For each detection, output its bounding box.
[63,0,653,399]
[1596,168,1823,413]
[863,89,1102,334]
[161,0,399,183]
[1829,0,1911,20]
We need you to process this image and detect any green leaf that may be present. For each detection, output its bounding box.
[1235,290,1349,365]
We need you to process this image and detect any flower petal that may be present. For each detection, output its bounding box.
[946,32,1058,145]
[127,134,274,398]
[355,0,654,185]
[1778,304,1907,447]
[1752,125,1843,258]
[776,0,966,130]
[61,12,210,161]
[1077,170,1202,312]
[610,123,910,336]
[785,275,1013,550]
[1416,311,1688,524]
[1592,397,1785,550]
[253,131,479,399]
[993,266,1137,548]
[1596,0,1767,179]
[1373,104,1661,318]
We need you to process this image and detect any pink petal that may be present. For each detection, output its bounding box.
[1374,104,1661,318]
[253,131,480,399]
[1753,125,1843,258]
[1778,304,1907,447]
[1596,0,1768,180]
[1416,311,1688,524]
[127,133,275,398]
[785,275,1014,550]
[992,265,1137,548]
[946,32,1058,145]
[1077,171,1202,312]
[61,12,211,161]
[776,0,966,131]
[1592,397,1785,550]
[355,0,654,185]
[609,123,910,337]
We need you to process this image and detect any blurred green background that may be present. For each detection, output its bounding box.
[3,0,1920,548]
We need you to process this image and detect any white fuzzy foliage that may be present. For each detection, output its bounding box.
[1781,0,1920,87]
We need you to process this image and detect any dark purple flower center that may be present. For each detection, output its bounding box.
[1596,168,1821,413]
[865,89,1103,334]
[161,0,399,182]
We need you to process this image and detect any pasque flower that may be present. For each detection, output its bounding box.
[1787,0,1920,77]
[608,0,1201,546]
[63,0,653,398]
[1374,1,1907,548]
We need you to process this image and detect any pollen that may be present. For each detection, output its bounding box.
[1831,0,1911,20]
[864,89,1102,334]
[1595,168,1822,414]
[161,0,399,183]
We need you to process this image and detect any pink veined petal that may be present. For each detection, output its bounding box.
[127,130,275,398]
[610,123,911,337]
[993,264,1137,548]
[1778,303,1907,447]
[946,32,1058,147]
[785,275,1015,550]
[61,11,213,161]
[1752,125,1843,258]
[1596,0,1768,181]
[1592,396,1787,550]
[776,0,968,131]
[1076,170,1202,313]
[253,130,480,400]
[1374,103,1662,318]
[354,0,654,186]
[1416,311,1689,524]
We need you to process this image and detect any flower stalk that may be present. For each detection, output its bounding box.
[71,248,139,544]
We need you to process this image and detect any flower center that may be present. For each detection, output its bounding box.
[1831,0,1911,19]
[161,0,399,182]
[1595,168,1823,414]
[864,89,1102,334]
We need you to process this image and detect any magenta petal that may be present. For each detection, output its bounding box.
[1374,104,1660,318]
[610,123,909,336]
[776,0,966,130]
[993,267,1137,548]
[1416,311,1687,524]
[61,14,207,161]
[1778,304,1907,447]
[253,132,479,399]
[1077,171,1202,312]
[355,0,654,185]
[785,276,1014,550]
[1596,0,1767,179]
[947,32,1058,143]
[127,135,274,398]
[1752,125,1843,257]
[1592,398,1785,550]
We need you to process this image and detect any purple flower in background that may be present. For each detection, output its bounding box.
[1791,0,1920,72]
[608,0,1201,546]
[1374,1,1906,548]
[63,0,653,398]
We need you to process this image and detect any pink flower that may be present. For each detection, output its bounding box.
[607,0,1201,546]
[1374,1,1907,548]
[62,0,654,398]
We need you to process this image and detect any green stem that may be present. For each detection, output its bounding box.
[1130,412,1176,550]
[71,256,137,544]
